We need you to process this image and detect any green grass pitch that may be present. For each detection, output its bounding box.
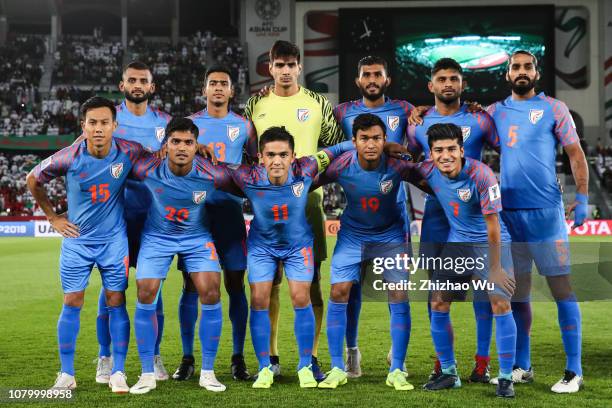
[0,236,611,407]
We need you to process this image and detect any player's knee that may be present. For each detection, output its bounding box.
[104,290,125,307]
[330,285,350,302]
[489,296,511,314]
[431,300,450,312]
[136,282,159,304]
[63,291,85,308]
[200,288,220,305]
[547,275,574,301]
[291,291,311,308]
[251,293,269,310]
[388,290,408,304]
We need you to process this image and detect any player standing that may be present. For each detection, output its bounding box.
[406,58,499,382]
[486,50,588,393]
[94,61,172,383]
[410,123,517,398]
[171,66,256,381]
[244,40,345,379]
[333,57,414,376]
[313,114,421,390]
[27,97,146,393]
[128,118,236,394]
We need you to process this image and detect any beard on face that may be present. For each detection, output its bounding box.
[510,76,536,95]
[360,82,388,102]
[124,90,151,104]
[435,89,460,105]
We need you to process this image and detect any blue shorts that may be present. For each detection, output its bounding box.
[331,230,409,285]
[126,211,147,268]
[433,242,515,299]
[247,242,314,283]
[420,196,450,260]
[208,199,247,271]
[136,233,221,280]
[59,236,129,293]
[501,206,570,276]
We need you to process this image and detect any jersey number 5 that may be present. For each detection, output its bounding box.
[507,125,519,147]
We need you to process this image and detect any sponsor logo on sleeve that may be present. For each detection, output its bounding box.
[461,126,471,141]
[488,183,501,201]
[110,163,124,179]
[457,188,472,202]
[40,157,52,171]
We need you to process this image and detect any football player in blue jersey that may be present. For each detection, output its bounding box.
[92,61,172,384]
[172,66,257,381]
[405,58,499,383]
[128,118,241,394]
[486,51,588,393]
[333,57,415,376]
[27,97,149,393]
[211,127,352,389]
[312,114,426,390]
[407,123,517,398]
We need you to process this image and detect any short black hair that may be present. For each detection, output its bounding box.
[352,113,386,138]
[427,123,463,148]
[431,58,463,77]
[269,40,301,63]
[123,60,152,75]
[357,55,389,76]
[507,50,538,71]
[204,65,234,84]
[163,117,199,145]
[259,126,295,153]
[80,96,116,121]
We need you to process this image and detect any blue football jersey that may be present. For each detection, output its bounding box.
[406,104,498,161]
[113,101,172,215]
[131,155,241,238]
[189,109,256,206]
[414,158,511,243]
[487,92,578,209]
[32,138,147,243]
[313,151,409,238]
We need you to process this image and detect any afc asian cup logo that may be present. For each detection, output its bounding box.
[379,180,394,194]
[461,126,471,141]
[40,157,52,171]
[457,188,472,202]
[255,0,281,21]
[227,126,240,142]
[192,191,207,205]
[297,109,310,122]
[110,163,123,179]
[529,109,544,125]
[387,116,399,132]
[292,181,304,197]
[155,127,165,142]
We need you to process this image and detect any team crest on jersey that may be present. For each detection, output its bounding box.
[529,109,544,125]
[292,181,305,197]
[297,109,310,122]
[192,191,207,204]
[457,188,472,202]
[40,157,52,170]
[461,126,471,141]
[110,163,123,179]
[379,180,394,194]
[155,127,165,142]
[227,126,240,142]
[387,116,399,131]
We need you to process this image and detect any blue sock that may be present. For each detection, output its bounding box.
[473,300,493,357]
[327,300,347,370]
[294,304,315,370]
[154,292,164,356]
[57,304,81,376]
[511,301,532,369]
[557,298,582,376]
[228,289,248,355]
[108,304,130,373]
[389,302,411,372]
[345,283,361,348]
[431,310,455,369]
[494,311,517,378]
[178,290,199,357]
[250,308,271,370]
[135,302,157,373]
[200,302,223,371]
[96,289,111,357]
